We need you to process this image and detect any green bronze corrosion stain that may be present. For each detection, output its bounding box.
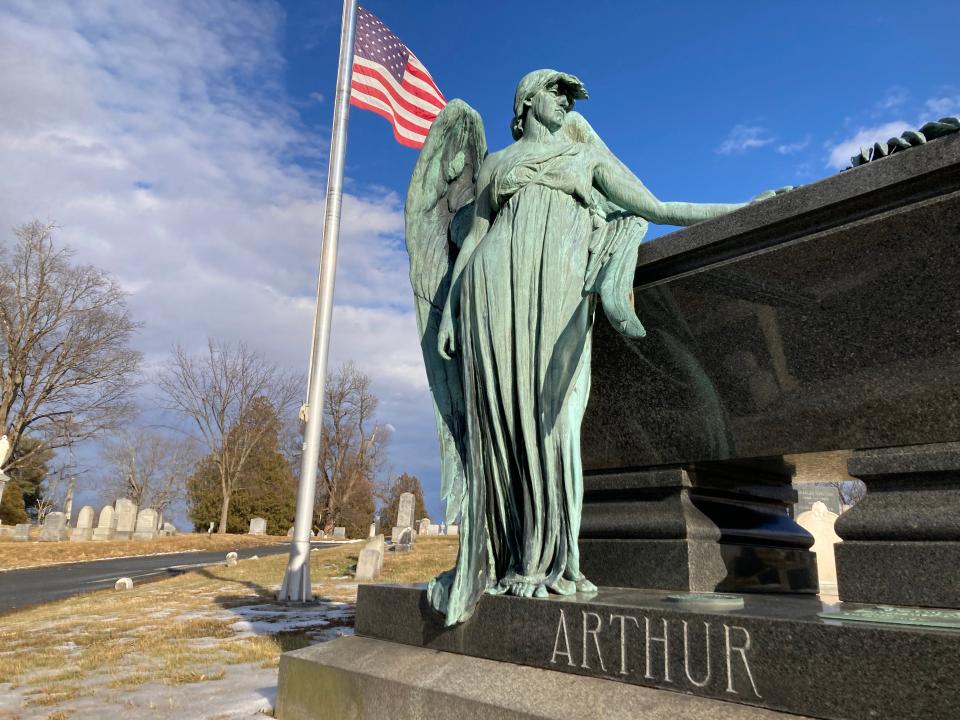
[404,69,788,626]
[819,605,960,630]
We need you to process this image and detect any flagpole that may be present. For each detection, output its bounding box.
[279,0,359,602]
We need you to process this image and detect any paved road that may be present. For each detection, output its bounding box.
[0,543,329,614]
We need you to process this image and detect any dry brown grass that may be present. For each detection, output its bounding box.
[0,532,287,570]
[0,536,458,716]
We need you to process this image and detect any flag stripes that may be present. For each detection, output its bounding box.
[349,7,446,148]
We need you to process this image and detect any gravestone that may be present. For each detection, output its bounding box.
[287,526,294,538]
[0,526,12,538]
[161,522,178,536]
[367,534,385,573]
[368,523,376,538]
[796,501,842,595]
[395,526,414,553]
[38,512,68,542]
[417,518,430,535]
[794,484,843,517]
[355,547,382,582]
[390,526,402,544]
[248,517,267,535]
[333,526,346,539]
[426,525,439,536]
[113,499,138,540]
[447,524,458,536]
[70,505,96,541]
[397,492,415,531]
[132,508,159,541]
[13,523,31,541]
[225,551,238,567]
[92,505,116,541]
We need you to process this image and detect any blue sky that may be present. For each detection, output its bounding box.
[0,0,957,524]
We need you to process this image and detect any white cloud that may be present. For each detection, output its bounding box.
[715,125,775,155]
[825,121,912,170]
[875,86,908,112]
[0,1,442,509]
[775,137,810,155]
[925,95,960,118]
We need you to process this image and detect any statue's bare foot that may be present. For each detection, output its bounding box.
[549,577,577,595]
[563,570,598,594]
[576,577,598,593]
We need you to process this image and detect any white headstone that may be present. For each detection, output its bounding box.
[427,525,440,536]
[447,524,459,536]
[397,492,415,530]
[70,505,96,541]
[248,517,267,535]
[333,526,346,539]
[355,547,382,581]
[133,508,159,541]
[417,518,431,535]
[38,512,68,542]
[161,522,178,536]
[13,523,31,541]
[92,505,116,541]
[796,501,842,595]
[113,498,138,540]
[367,533,385,573]
[225,551,238,567]
[396,526,415,552]
[369,523,376,538]
[115,577,134,591]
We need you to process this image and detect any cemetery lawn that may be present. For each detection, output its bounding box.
[0,536,457,719]
[0,532,288,571]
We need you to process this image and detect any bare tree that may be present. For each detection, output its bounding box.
[158,339,300,533]
[315,362,387,534]
[0,221,141,475]
[830,479,867,510]
[101,428,197,514]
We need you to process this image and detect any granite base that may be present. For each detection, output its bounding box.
[354,583,959,720]
[277,635,811,720]
[837,442,960,608]
[579,466,818,594]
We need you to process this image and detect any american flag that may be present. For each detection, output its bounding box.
[349,7,446,149]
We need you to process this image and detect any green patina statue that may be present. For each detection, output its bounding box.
[405,69,783,626]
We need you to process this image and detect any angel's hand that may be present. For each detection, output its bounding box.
[750,186,795,203]
[438,308,457,360]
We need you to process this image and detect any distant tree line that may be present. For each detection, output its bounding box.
[0,221,427,535]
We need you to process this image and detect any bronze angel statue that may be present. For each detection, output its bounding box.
[405,69,782,626]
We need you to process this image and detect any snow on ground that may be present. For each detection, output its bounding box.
[0,600,356,719]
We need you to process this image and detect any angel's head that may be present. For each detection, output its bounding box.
[511,69,588,140]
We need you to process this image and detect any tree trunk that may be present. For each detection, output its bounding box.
[219,489,231,533]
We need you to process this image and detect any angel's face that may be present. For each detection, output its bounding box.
[529,83,569,133]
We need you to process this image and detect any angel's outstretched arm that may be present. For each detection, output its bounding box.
[592,146,744,227]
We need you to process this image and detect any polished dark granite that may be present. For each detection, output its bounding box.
[579,465,817,594]
[582,133,960,471]
[835,442,960,608]
[356,583,960,720]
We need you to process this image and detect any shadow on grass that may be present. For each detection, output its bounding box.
[193,558,359,652]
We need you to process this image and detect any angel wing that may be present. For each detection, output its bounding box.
[405,99,487,524]
[564,112,648,339]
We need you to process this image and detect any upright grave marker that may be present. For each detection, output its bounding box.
[133,508,159,541]
[38,512,68,542]
[92,505,116,541]
[113,499,138,540]
[70,505,96,541]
